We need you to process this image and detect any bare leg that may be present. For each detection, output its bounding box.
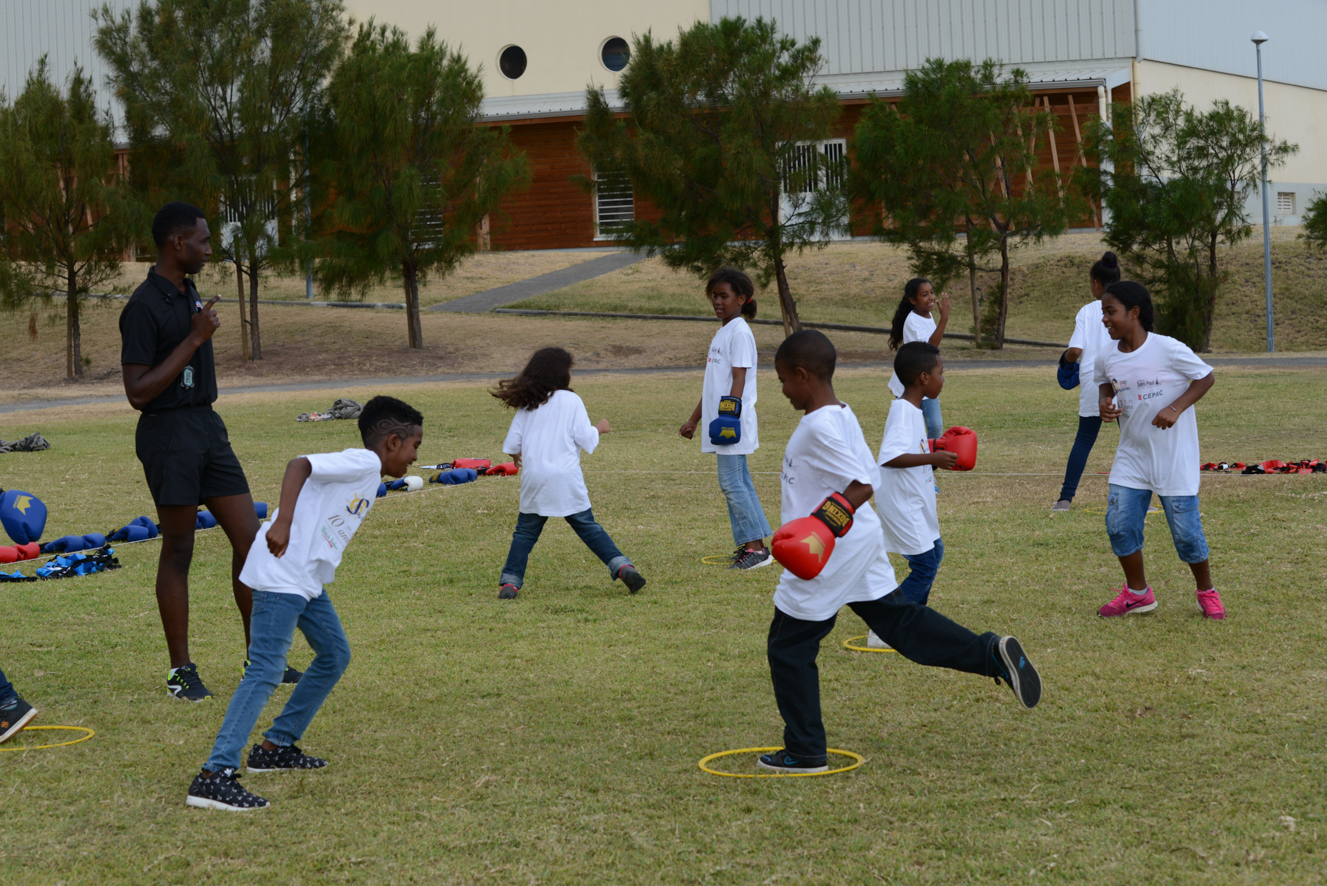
[1117,550,1148,591]
[203,492,260,650]
[155,505,200,669]
[1188,559,1213,591]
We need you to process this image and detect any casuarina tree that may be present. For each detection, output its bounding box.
[851,58,1076,348]
[0,59,132,379]
[95,0,348,361]
[1302,192,1327,251]
[1077,89,1297,351]
[577,17,846,335]
[316,23,529,349]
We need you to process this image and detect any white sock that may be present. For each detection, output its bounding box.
[1127,586,1149,596]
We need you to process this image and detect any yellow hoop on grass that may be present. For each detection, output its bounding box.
[0,725,95,752]
[701,554,734,565]
[698,746,864,778]
[842,635,897,653]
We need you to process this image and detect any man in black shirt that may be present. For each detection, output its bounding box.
[120,202,300,701]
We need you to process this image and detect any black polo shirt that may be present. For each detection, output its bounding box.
[119,268,218,411]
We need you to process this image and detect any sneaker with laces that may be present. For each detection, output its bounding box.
[730,547,774,570]
[166,663,214,701]
[993,636,1041,709]
[242,659,303,685]
[616,564,647,593]
[498,583,519,600]
[757,749,828,773]
[1050,499,1072,512]
[865,630,892,649]
[1196,588,1226,620]
[1097,584,1157,617]
[186,767,269,810]
[246,742,328,773]
[0,697,37,744]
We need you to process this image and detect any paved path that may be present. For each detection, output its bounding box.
[4,356,1323,415]
[427,251,645,313]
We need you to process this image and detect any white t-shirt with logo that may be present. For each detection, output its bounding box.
[875,399,941,556]
[773,402,898,622]
[1068,300,1112,417]
[700,317,759,455]
[240,448,383,600]
[1092,333,1213,497]
[888,311,938,398]
[503,389,600,517]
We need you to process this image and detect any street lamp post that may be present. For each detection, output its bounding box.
[1252,31,1273,352]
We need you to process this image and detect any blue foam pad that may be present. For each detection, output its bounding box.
[0,489,47,544]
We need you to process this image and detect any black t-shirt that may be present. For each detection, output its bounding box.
[119,268,218,411]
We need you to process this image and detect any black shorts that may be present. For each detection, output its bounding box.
[135,406,250,507]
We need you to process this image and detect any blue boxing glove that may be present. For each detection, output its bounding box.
[387,478,408,491]
[431,468,478,485]
[82,532,106,550]
[196,510,218,530]
[376,483,388,498]
[1057,350,1080,391]
[43,534,86,554]
[708,396,742,446]
[254,502,268,519]
[0,489,47,545]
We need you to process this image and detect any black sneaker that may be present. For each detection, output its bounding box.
[757,749,828,773]
[246,742,328,773]
[0,697,37,744]
[616,564,647,593]
[166,663,214,702]
[242,659,303,685]
[994,636,1041,709]
[186,767,269,811]
[498,583,519,600]
[730,547,774,570]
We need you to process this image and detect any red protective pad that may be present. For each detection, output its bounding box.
[451,458,492,471]
[771,517,837,581]
[932,426,978,471]
[0,546,16,564]
[15,542,41,561]
[485,462,519,476]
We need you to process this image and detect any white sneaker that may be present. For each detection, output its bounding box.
[866,630,891,649]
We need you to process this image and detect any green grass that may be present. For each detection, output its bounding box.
[2,366,1325,884]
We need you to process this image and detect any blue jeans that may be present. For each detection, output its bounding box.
[500,508,631,588]
[920,398,943,440]
[0,664,14,705]
[1059,416,1103,501]
[716,454,772,546]
[204,589,351,772]
[896,537,944,605]
[1106,485,1210,563]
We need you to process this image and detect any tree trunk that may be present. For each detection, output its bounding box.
[66,266,82,379]
[967,252,982,347]
[404,263,423,349]
[995,233,1011,348]
[1200,234,1218,353]
[247,259,262,361]
[235,262,250,362]
[773,255,801,337]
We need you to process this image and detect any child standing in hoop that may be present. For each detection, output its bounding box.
[886,278,950,439]
[679,268,773,570]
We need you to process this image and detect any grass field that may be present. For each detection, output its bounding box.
[2,363,1325,884]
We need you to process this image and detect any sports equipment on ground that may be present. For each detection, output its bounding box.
[485,462,518,476]
[1057,350,1080,390]
[929,426,978,471]
[246,743,327,772]
[376,483,388,498]
[451,458,491,471]
[1097,584,1157,617]
[1196,589,1226,620]
[109,516,159,543]
[993,636,1041,709]
[10,542,42,561]
[403,476,424,491]
[756,750,828,774]
[616,564,647,593]
[708,396,742,446]
[386,478,407,491]
[0,489,46,545]
[0,547,14,564]
[0,698,37,744]
[771,493,857,580]
[196,510,218,530]
[186,768,269,811]
[430,468,478,485]
[166,663,214,702]
[42,535,85,554]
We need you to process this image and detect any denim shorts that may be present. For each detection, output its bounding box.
[1105,484,1209,563]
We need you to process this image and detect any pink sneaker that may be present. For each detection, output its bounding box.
[1097,584,1157,617]
[1196,589,1226,620]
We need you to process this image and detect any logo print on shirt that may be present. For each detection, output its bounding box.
[181,366,195,389]
[345,495,370,517]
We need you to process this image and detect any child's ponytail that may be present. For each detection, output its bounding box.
[1104,280,1154,332]
[706,267,756,318]
[1090,251,1121,287]
[888,277,930,350]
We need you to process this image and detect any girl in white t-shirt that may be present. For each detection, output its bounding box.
[887,278,950,439]
[678,268,773,570]
[1052,251,1121,511]
[1092,281,1223,620]
[493,348,645,600]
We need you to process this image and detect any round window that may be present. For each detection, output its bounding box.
[499,45,527,80]
[601,37,630,72]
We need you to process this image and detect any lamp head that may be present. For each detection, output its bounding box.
[1251,31,1269,45]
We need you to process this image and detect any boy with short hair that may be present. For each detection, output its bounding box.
[867,342,953,648]
[762,330,1039,773]
[186,396,423,811]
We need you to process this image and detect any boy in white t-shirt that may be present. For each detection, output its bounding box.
[760,331,1040,774]
[865,342,955,648]
[186,396,423,811]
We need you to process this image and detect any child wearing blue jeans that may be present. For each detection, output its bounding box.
[186,396,422,811]
[1092,282,1223,620]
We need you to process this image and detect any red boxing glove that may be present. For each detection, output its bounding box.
[929,426,977,471]
[485,462,519,476]
[15,542,41,561]
[772,493,858,581]
[451,457,492,471]
[0,546,16,564]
